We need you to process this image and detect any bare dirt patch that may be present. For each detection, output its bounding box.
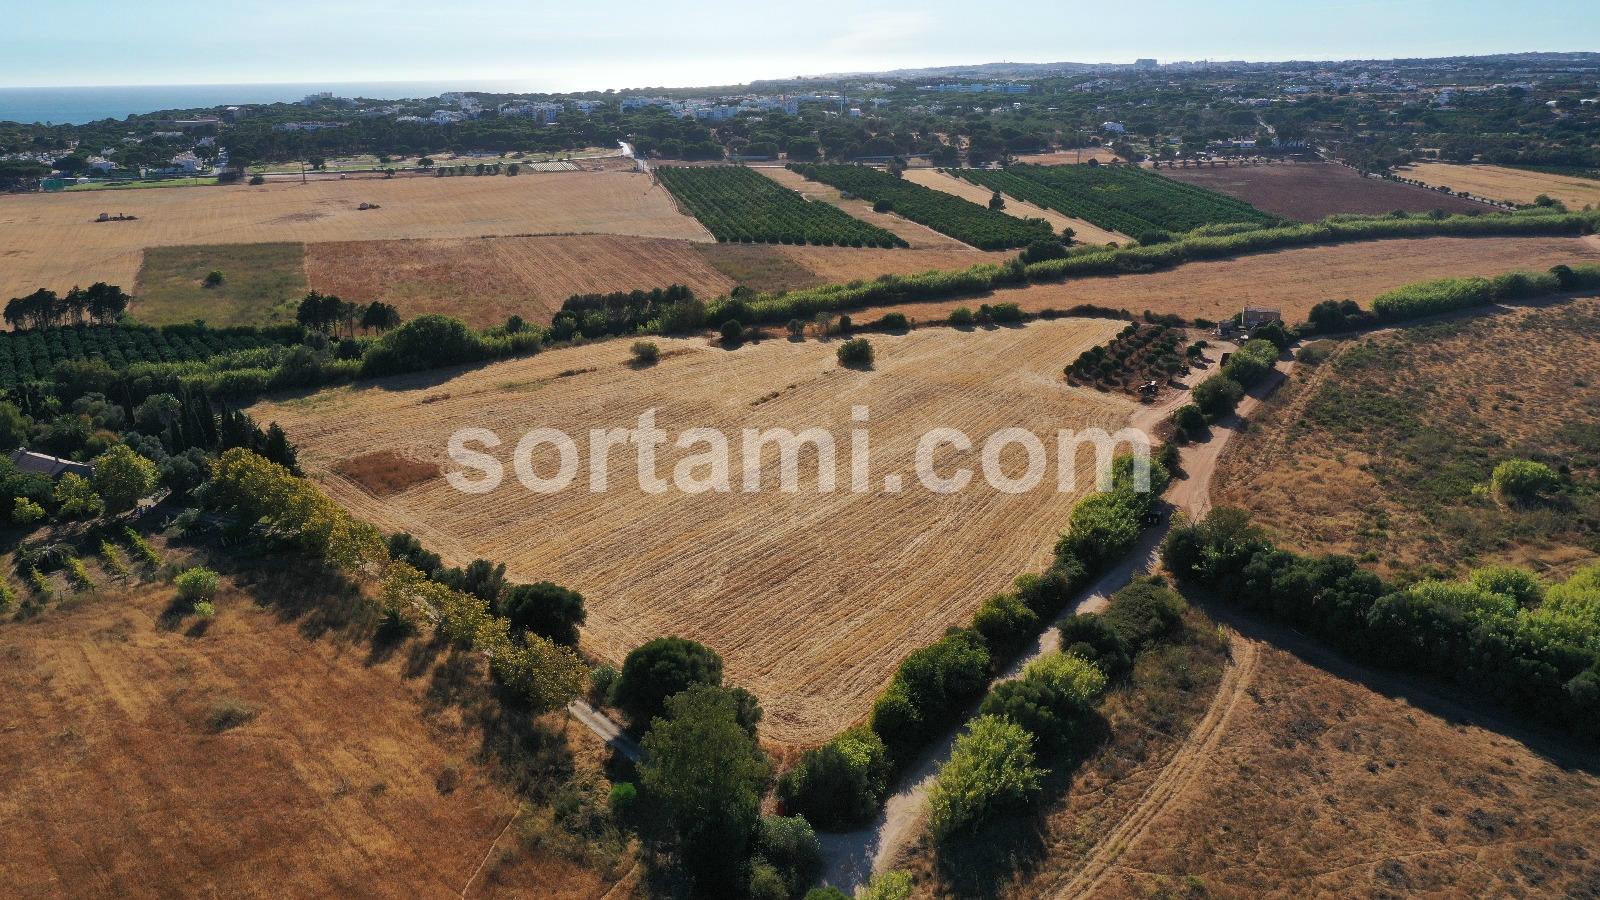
[1162,162,1484,221]
[334,450,443,498]
[306,234,738,328]
[838,235,1600,326]
[1401,162,1600,210]
[0,170,708,300]
[255,320,1138,747]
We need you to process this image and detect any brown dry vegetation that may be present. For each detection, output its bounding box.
[757,166,976,249]
[307,234,738,328]
[0,553,625,898]
[836,235,1600,326]
[1214,296,1600,580]
[336,450,444,497]
[899,169,1125,244]
[1162,162,1485,221]
[1401,162,1600,210]
[254,320,1137,746]
[0,170,708,300]
[698,243,1010,296]
[1012,148,1120,166]
[1077,635,1600,898]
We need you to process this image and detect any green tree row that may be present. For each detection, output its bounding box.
[656,165,905,248]
[789,164,1056,250]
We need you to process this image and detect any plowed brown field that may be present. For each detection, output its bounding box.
[0,170,707,300]
[255,320,1137,746]
[1161,162,1484,221]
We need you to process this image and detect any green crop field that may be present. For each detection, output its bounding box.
[956,164,1277,236]
[656,165,906,248]
[789,163,1056,250]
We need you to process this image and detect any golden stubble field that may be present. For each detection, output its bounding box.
[899,168,1125,244]
[1401,162,1600,210]
[255,320,1137,746]
[0,170,709,300]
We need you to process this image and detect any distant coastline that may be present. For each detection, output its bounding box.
[0,80,529,125]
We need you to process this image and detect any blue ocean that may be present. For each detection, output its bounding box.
[0,80,531,125]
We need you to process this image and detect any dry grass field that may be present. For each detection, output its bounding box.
[836,235,1600,326]
[254,320,1137,747]
[0,170,708,301]
[757,167,974,250]
[1401,162,1600,210]
[135,242,308,326]
[698,243,1009,295]
[0,557,623,898]
[1162,162,1484,221]
[307,235,740,328]
[1214,296,1600,580]
[899,169,1124,243]
[1070,635,1600,898]
[1012,148,1120,166]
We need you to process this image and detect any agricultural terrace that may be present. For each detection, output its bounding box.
[256,319,1137,746]
[656,165,905,248]
[899,168,1125,244]
[818,235,1600,327]
[0,170,708,300]
[789,164,1057,250]
[956,164,1277,236]
[1161,162,1484,222]
[1400,161,1600,210]
[1215,296,1600,580]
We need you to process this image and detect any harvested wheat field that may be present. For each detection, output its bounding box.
[1012,148,1120,166]
[1401,162,1600,210]
[0,170,708,301]
[836,235,1600,326]
[0,558,622,898]
[757,166,974,250]
[308,234,740,328]
[1068,632,1600,898]
[1214,296,1600,580]
[1162,162,1484,221]
[899,168,1124,243]
[255,320,1137,746]
[697,242,1008,295]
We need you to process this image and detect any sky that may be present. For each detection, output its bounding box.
[3,0,1596,91]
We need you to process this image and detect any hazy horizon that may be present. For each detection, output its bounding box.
[4,0,1596,93]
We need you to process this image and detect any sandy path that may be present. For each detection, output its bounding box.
[816,353,1293,890]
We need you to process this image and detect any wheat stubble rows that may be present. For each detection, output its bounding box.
[258,320,1135,745]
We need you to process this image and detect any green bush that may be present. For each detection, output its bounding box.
[613,636,724,726]
[948,306,976,327]
[777,726,891,829]
[972,592,1041,657]
[630,340,660,364]
[720,319,744,344]
[1191,375,1244,420]
[1056,614,1133,678]
[756,814,822,894]
[836,337,874,368]
[1173,403,1206,436]
[1491,459,1560,502]
[1100,578,1187,652]
[871,629,990,765]
[608,781,637,815]
[360,314,484,377]
[926,715,1044,841]
[174,566,220,604]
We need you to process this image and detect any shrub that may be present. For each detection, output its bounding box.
[124,527,161,568]
[1172,403,1206,436]
[203,270,225,288]
[948,306,976,327]
[871,628,990,765]
[175,566,221,604]
[720,319,744,344]
[360,314,483,377]
[857,871,913,900]
[65,557,94,591]
[1056,614,1133,678]
[1191,375,1244,420]
[1023,651,1108,709]
[1469,565,1545,607]
[979,678,1074,747]
[1491,459,1559,502]
[1101,578,1187,652]
[777,726,891,829]
[501,581,586,647]
[836,337,874,368]
[787,318,806,339]
[608,781,637,816]
[971,592,1040,657]
[757,815,823,894]
[613,636,724,726]
[874,312,909,331]
[926,715,1043,841]
[248,174,265,185]
[748,861,787,900]
[11,496,44,525]
[1020,239,1069,264]
[630,340,660,365]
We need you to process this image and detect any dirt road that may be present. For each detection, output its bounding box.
[816,354,1292,891]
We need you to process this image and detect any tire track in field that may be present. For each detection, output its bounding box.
[1056,636,1262,899]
